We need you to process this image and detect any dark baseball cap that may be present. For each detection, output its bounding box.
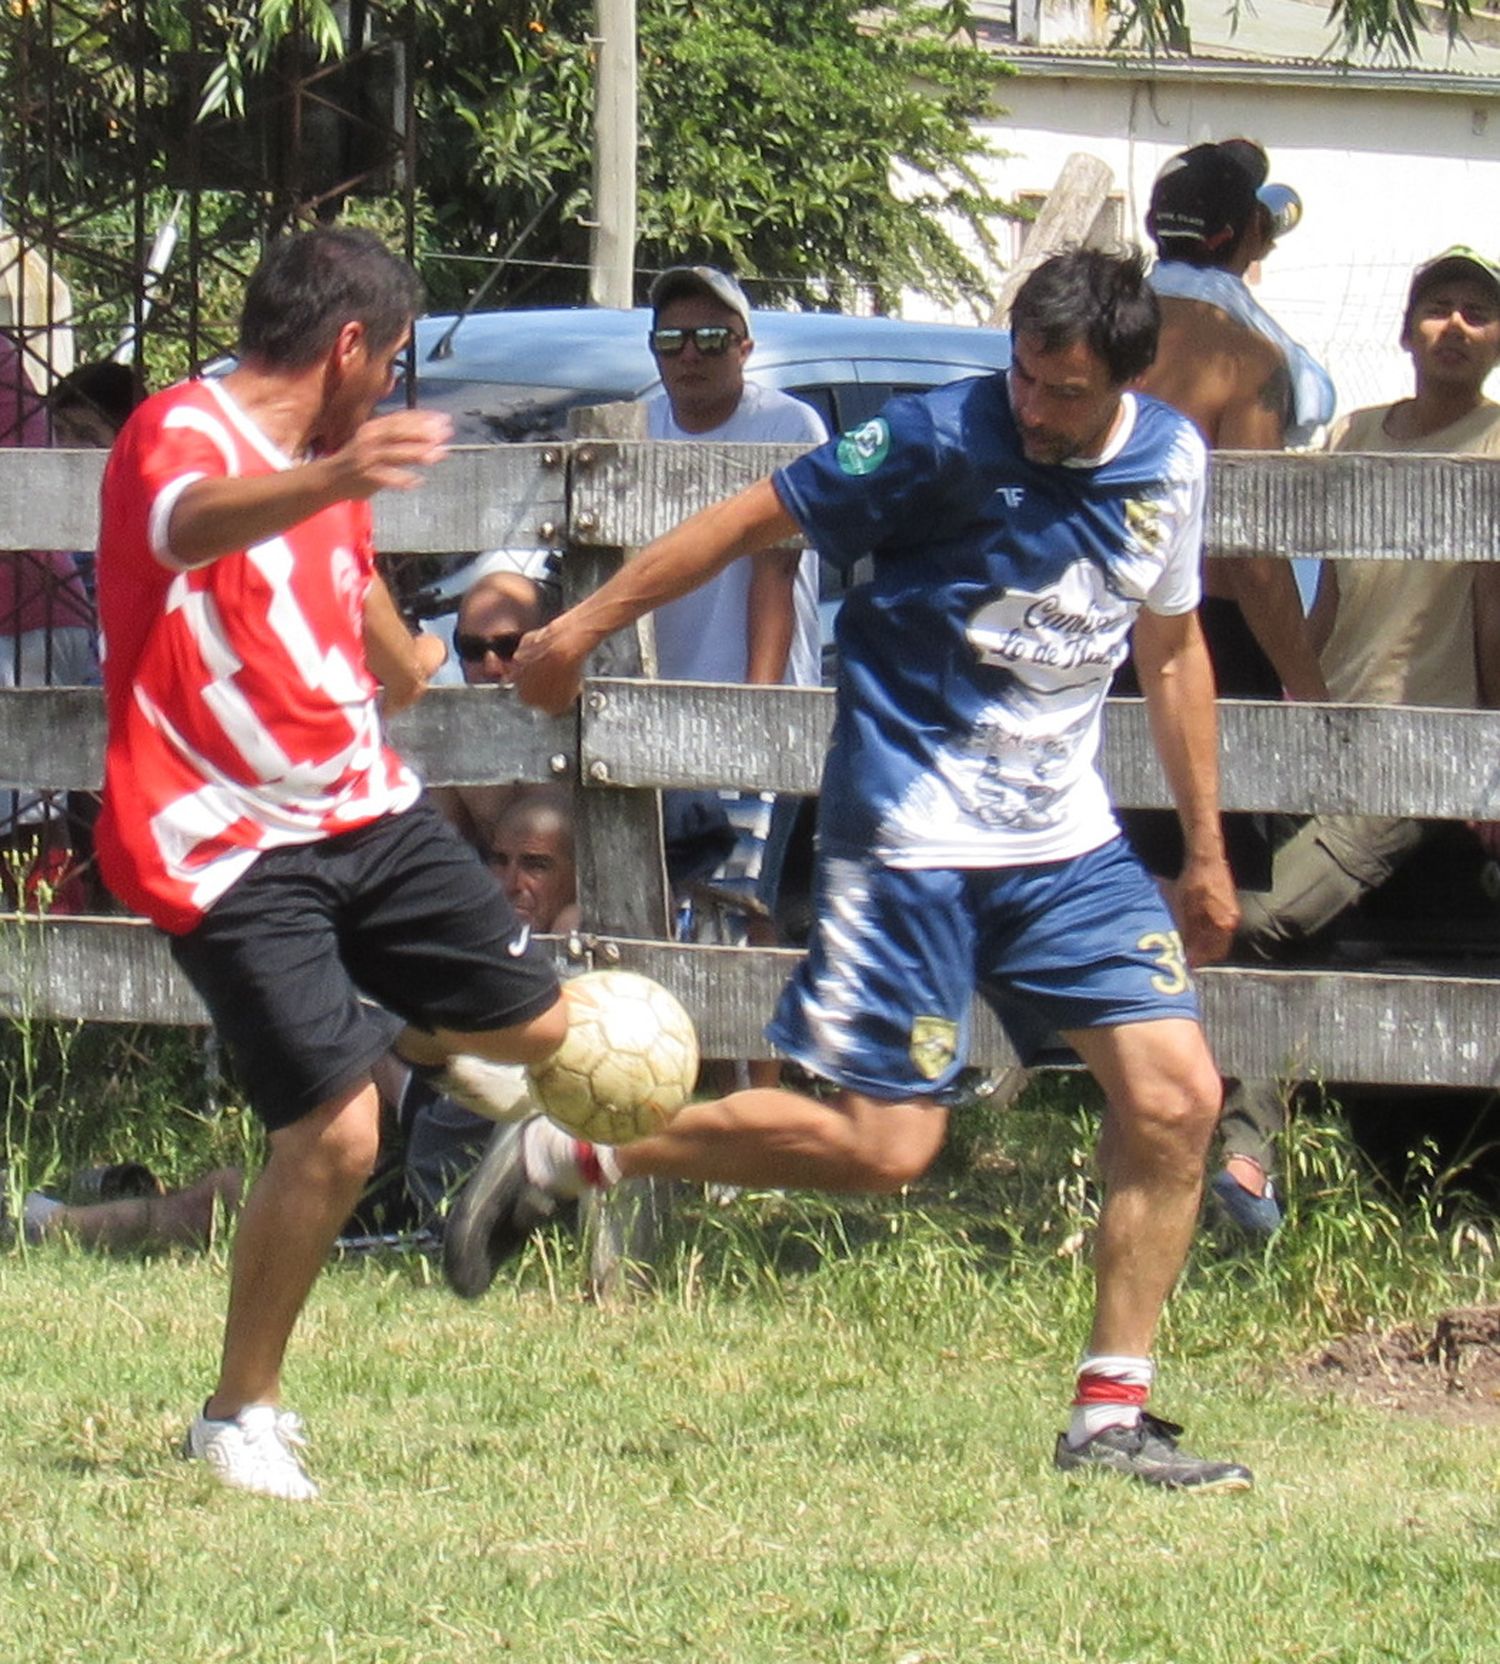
[1147,142,1264,257]
[1406,246,1500,314]
[647,266,751,332]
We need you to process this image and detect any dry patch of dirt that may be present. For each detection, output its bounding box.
[1306,1305,1500,1429]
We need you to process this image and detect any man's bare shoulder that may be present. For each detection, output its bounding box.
[1146,298,1289,447]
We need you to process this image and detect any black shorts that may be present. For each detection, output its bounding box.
[169,799,560,1131]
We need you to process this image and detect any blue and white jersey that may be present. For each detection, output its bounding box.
[772,373,1206,869]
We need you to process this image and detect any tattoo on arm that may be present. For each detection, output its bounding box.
[1256,360,1292,421]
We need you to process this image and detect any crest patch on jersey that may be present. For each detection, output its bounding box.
[909,1015,959,1080]
[837,418,891,476]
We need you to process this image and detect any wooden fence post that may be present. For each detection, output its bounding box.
[986,152,1115,328]
[564,403,680,1297]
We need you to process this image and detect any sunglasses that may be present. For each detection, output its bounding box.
[649,325,743,357]
[455,632,524,664]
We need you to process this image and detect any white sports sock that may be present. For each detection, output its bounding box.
[1066,1353,1155,1449]
[521,1119,620,1197]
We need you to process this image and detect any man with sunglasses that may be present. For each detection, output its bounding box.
[453,570,545,687]
[645,266,826,691]
[645,267,829,1053]
[431,571,555,856]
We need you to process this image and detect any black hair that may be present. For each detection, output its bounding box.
[237,227,424,370]
[1009,248,1159,385]
[50,360,146,431]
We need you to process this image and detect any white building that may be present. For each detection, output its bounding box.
[917,0,1500,417]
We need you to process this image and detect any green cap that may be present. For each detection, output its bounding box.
[1407,246,1500,310]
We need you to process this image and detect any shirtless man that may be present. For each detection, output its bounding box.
[1140,140,1331,707]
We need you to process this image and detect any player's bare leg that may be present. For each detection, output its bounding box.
[1053,1016,1250,1491]
[393,1000,569,1071]
[611,1087,947,1194]
[205,1079,383,1419]
[1068,1017,1219,1356]
[442,1086,947,1299]
[390,1000,569,1121]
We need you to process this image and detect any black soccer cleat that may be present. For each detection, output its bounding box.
[442,1117,566,1299]
[1054,1413,1254,1493]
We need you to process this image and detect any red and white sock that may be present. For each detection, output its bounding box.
[520,1117,620,1198]
[1065,1354,1154,1449]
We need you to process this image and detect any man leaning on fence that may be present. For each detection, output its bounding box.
[1123,140,1333,904]
[453,248,1256,1495]
[643,264,827,923]
[91,226,570,1502]
[1214,245,1500,1234]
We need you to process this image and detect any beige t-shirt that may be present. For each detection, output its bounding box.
[1320,401,1500,707]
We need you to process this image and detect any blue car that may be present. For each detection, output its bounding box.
[395,305,1011,444]
[391,305,1011,637]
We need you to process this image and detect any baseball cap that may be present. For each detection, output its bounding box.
[1148,141,1298,258]
[647,266,752,333]
[1406,246,1500,313]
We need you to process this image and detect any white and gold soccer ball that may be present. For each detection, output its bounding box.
[527,969,700,1145]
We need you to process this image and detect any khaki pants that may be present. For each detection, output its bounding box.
[1220,815,1428,1171]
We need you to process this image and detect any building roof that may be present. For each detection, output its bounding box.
[971,0,1500,93]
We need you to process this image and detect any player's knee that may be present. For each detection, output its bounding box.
[1139,1070,1221,1156]
[847,1112,945,1192]
[285,1094,383,1189]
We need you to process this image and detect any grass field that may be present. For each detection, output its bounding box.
[3,1077,1498,1664]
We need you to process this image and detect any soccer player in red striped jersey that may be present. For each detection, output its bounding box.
[95,229,568,1501]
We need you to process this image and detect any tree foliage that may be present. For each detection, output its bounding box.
[406,0,1009,311]
[0,0,1487,345]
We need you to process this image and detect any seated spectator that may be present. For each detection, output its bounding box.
[429,571,554,855]
[1,332,100,911]
[397,787,578,1229]
[484,784,581,937]
[50,359,147,451]
[8,1166,242,1252]
[1215,246,1500,1235]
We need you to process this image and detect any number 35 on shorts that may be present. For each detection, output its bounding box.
[1136,929,1191,995]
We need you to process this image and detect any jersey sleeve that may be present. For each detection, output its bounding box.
[1142,438,1208,617]
[771,394,955,572]
[124,390,238,568]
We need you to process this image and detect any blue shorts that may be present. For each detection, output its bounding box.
[766,835,1200,1100]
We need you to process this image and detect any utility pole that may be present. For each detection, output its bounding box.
[589,0,638,309]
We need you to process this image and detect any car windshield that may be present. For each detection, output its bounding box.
[384,378,615,444]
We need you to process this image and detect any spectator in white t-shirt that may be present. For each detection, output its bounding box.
[642,267,829,1084]
[643,266,826,689]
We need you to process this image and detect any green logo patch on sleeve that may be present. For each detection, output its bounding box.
[836,417,891,476]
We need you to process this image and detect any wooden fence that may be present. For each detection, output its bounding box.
[3,438,1500,1093]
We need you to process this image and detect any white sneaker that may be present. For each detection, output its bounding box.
[436,1055,537,1124]
[183,1404,320,1501]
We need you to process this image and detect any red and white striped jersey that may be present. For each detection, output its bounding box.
[94,378,420,933]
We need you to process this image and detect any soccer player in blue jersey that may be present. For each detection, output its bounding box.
[467,248,1251,1493]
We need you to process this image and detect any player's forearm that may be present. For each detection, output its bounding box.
[1135,616,1228,866]
[745,549,798,684]
[1135,610,1239,961]
[1214,555,1329,702]
[364,574,443,713]
[571,479,799,651]
[164,461,347,568]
